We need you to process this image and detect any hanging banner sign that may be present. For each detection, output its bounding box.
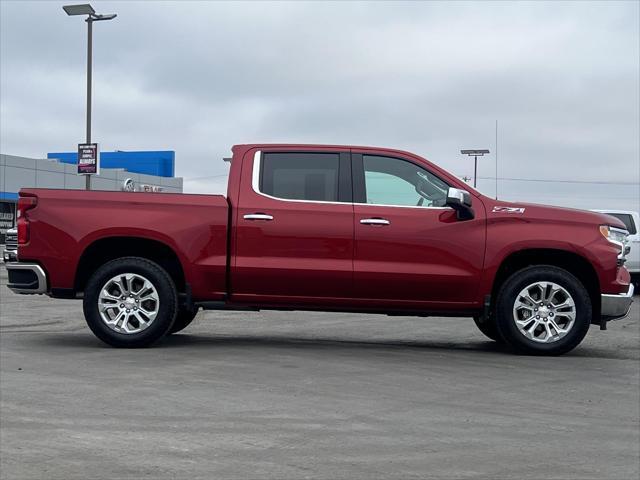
[77,143,99,175]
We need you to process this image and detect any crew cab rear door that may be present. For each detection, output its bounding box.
[351,152,486,309]
[232,148,354,304]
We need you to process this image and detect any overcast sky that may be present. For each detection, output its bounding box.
[1,0,639,209]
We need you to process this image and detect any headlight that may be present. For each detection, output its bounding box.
[600,225,630,264]
[599,225,629,245]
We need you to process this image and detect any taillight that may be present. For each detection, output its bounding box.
[17,195,37,244]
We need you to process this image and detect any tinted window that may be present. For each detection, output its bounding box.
[363,155,449,207]
[261,153,339,202]
[605,213,636,234]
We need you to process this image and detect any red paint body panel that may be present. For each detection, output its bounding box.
[353,204,486,309]
[350,147,487,310]
[479,200,630,296]
[18,189,229,300]
[231,146,354,304]
[16,143,630,316]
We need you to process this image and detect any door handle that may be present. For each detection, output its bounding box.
[243,213,274,221]
[360,218,390,226]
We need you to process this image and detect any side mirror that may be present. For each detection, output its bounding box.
[446,187,474,220]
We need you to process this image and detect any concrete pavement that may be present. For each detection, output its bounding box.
[1,269,638,479]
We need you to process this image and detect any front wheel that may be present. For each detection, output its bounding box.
[83,257,178,348]
[495,266,592,356]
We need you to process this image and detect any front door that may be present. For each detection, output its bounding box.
[233,149,354,304]
[352,153,485,309]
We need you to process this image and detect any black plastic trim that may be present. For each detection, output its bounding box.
[351,153,366,203]
[338,152,352,203]
[50,288,77,299]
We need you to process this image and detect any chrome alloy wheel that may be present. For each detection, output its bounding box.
[512,281,576,343]
[98,273,160,334]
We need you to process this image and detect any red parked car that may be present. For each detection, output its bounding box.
[5,144,634,354]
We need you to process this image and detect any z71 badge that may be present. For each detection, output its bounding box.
[492,206,525,214]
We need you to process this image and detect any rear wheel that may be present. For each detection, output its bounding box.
[83,257,178,348]
[495,265,591,355]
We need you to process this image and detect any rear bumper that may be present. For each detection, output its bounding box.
[601,283,634,320]
[5,262,48,294]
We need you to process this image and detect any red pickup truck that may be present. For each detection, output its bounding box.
[6,144,634,354]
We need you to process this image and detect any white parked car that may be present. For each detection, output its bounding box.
[593,210,639,284]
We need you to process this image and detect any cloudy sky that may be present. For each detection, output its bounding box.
[1,0,638,209]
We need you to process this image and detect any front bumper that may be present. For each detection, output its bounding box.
[5,262,48,294]
[601,283,634,320]
[3,248,17,263]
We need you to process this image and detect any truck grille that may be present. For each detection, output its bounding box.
[4,228,18,250]
[3,228,18,262]
[5,231,17,248]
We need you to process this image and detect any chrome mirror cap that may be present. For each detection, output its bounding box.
[446,187,474,220]
[446,187,472,208]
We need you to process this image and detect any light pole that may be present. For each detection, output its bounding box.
[63,4,117,190]
[461,149,490,188]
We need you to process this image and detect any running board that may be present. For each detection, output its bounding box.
[194,301,259,312]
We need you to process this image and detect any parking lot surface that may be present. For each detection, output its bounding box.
[1,268,639,480]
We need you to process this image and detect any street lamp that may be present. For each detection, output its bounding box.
[460,149,490,188]
[63,4,117,190]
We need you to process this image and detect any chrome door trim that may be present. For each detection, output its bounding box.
[353,202,450,210]
[252,151,347,206]
[360,218,390,226]
[251,150,453,210]
[243,213,274,221]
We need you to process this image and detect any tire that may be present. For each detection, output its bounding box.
[495,265,592,356]
[472,316,504,343]
[168,308,198,334]
[83,256,178,348]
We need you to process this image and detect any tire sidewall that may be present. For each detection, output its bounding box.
[83,257,178,347]
[472,316,504,343]
[495,266,592,355]
[168,308,198,334]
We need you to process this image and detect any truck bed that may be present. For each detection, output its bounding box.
[18,189,230,300]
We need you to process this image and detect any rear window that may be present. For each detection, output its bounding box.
[604,213,636,234]
[260,153,340,202]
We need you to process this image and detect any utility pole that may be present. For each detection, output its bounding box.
[86,17,92,190]
[460,149,490,188]
[63,4,117,190]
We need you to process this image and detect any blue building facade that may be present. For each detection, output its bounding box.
[47,150,175,178]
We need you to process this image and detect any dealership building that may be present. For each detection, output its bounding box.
[0,151,183,243]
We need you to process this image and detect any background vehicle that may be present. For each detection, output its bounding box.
[5,144,634,354]
[2,227,17,263]
[593,210,639,286]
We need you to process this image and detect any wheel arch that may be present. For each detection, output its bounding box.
[75,236,186,294]
[491,248,601,322]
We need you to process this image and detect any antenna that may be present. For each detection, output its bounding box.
[495,120,498,200]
